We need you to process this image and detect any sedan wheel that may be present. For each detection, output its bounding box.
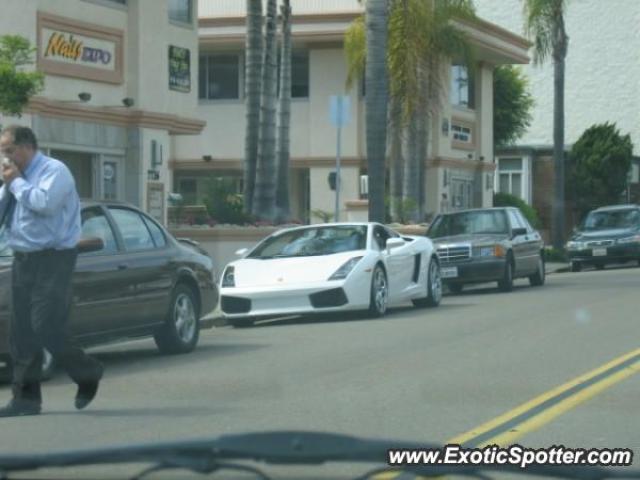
[498,256,514,292]
[368,265,388,317]
[529,256,545,286]
[412,257,442,308]
[154,284,200,354]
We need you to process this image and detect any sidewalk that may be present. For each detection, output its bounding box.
[546,262,570,274]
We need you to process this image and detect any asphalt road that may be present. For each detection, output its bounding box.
[0,265,638,479]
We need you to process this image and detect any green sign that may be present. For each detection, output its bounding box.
[169,45,190,93]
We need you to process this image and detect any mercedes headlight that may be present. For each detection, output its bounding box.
[329,257,363,281]
[475,245,506,257]
[566,241,585,250]
[222,266,236,287]
[617,235,640,244]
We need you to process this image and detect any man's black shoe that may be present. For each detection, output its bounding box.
[75,364,104,410]
[0,398,41,418]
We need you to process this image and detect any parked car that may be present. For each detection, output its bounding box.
[0,201,219,380]
[426,207,545,293]
[219,222,442,327]
[566,204,640,272]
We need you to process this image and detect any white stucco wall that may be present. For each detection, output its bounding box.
[474,0,640,153]
[175,47,360,160]
[0,0,199,119]
[200,0,362,18]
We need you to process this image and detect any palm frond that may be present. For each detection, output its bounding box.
[523,0,569,65]
[344,15,366,89]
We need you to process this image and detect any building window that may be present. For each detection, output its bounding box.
[451,178,475,210]
[199,54,241,100]
[450,64,475,109]
[276,51,310,98]
[82,0,127,7]
[291,51,309,98]
[498,157,524,200]
[631,162,640,183]
[168,0,192,24]
[451,124,472,144]
[177,178,198,205]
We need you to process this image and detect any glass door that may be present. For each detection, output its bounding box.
[50,150,95,200]
[97,155,124,201]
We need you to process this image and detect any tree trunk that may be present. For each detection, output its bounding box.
[551,17,568,250]
[389,97,404,222]
[403,111,420,223]
[253,0,278,222]
[365,0,389,223]
[416,109,428,222]
[552,56,565,249]
[243,0,263,215]
[275,0,292,223]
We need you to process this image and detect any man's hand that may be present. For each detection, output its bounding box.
[1,161,20,187]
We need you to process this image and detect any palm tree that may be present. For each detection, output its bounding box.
[347,0,475,223]
[275,0,292,223]
[243,0,263,215]
[364,0,390,223]
[524,0,569,249]
[254,0,279,221]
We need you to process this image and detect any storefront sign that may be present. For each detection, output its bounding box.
[38,13,123,84]
[147,183,165,224]
[168,46,191,93]
[43,29,116,70]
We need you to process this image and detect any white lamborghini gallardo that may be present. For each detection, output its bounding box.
[219,223,442,327]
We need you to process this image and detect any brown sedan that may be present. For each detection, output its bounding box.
[0,201,218,379]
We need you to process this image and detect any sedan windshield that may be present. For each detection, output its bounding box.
[248,225,368,259]
[582,209,640,231]
[428,210,510,237]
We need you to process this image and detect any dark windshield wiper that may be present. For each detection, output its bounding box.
[0,431,637,480]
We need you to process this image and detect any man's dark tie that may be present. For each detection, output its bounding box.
[0,195,16,229]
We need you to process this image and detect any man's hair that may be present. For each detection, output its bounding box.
[1,125,38,150]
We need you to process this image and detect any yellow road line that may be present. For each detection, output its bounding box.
[374,348,640,479]
[448,347,640,446]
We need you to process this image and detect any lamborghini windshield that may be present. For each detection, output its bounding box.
[248,225,368,258]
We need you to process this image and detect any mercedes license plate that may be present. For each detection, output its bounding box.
[441,267,459,279]
[592,248,607,257]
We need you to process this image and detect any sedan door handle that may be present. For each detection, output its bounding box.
[117,264,128,270]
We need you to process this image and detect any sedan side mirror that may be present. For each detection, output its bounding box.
[235,247,249,256]
[77,237,104,254]
[511,227,528,239]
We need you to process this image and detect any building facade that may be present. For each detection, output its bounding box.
[474,0,640,235]
[0,0,202,224]
[172,0,529,224]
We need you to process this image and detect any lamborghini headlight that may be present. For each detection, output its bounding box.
[222,266,236,287]
[329,257,363,281]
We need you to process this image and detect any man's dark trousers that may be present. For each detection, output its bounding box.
[10,248,102,404]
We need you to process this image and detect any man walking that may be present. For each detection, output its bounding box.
[0,125,103,417]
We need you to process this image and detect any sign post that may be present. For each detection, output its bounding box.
[329,95,351,222]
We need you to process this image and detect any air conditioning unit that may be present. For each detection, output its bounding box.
[359,175,369,198]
